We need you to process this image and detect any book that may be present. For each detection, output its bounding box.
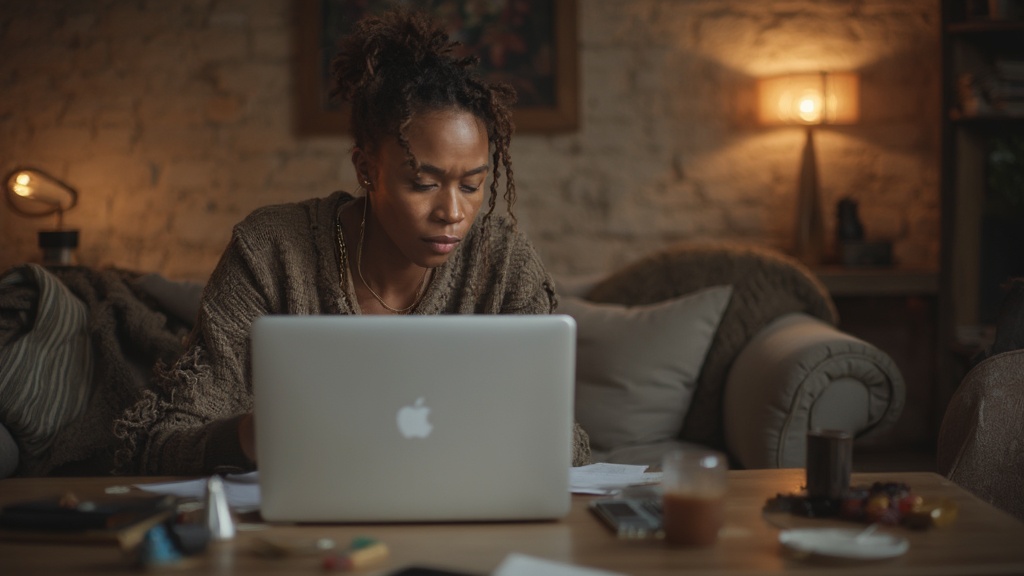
[0,494,176,550]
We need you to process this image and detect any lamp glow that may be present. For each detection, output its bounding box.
[758,72,859,126]
[797,92,822,123]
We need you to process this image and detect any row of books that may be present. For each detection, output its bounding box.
[988,59,1024,116]
[957,58,1024,117]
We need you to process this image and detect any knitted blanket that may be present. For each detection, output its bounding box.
[0,265,188,476]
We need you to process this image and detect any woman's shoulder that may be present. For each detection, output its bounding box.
[234,191,354,240]
[458,211,544,271]
[465,210,522,247]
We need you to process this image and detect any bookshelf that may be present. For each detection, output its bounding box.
[939,1,1024,415]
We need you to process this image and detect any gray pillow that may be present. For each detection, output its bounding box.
[559,286,732,452]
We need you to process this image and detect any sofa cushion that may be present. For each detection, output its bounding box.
[559,285,732,453]
[0,264,94,462]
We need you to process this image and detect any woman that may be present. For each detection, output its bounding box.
[114,8,591,474]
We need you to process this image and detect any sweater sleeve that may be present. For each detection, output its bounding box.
[496,226,558,315]
[121,231,276,475]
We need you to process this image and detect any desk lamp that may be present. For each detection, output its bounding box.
[4,167,80,266]
[758,72,859,265]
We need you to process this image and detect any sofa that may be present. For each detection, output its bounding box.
[0,241,906,477]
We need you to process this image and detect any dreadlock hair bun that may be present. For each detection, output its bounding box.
[329,6,519,222]
[331,7,512,146]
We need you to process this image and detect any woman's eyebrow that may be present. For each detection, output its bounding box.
[418,163,490,177]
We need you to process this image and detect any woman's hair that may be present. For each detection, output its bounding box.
[330,8,518,222]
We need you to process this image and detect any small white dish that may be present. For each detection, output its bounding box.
[779,527,909,560]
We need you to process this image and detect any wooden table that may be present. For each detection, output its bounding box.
[2,469,1023,575]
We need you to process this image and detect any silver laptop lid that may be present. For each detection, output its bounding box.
[251,314,575,523]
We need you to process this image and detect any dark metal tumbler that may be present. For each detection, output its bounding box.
[805,429,853,499]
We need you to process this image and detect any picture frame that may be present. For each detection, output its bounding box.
[292,0,578,136]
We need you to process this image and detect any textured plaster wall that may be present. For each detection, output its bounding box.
[0,0,941,282]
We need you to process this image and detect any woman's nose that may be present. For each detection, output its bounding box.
[434,187,465,224]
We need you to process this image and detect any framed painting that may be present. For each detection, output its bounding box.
[292,0,578,135]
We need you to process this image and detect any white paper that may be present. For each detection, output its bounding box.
[135,471,261,512]
[134,463,658,512]
[569,463,662,495]
[493,553,626,576]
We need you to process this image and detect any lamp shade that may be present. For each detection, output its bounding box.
[758,72,860,126]
[4,167,78,218]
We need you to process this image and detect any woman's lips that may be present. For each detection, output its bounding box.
[425,235,460,255]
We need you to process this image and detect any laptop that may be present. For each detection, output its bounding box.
[250,314,576,523]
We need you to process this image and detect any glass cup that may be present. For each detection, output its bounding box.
[805,428,853,499]
[661,448,728,547]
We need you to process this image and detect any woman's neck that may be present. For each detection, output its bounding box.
[341,197,430,314]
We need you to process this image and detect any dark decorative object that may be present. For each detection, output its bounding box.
[835,196,892,267]
[836,197,865,242]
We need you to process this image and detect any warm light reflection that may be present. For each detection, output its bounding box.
[758,72,859,126]
[13,172,34,197]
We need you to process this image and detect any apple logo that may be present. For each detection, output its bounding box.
[396,397,433,438]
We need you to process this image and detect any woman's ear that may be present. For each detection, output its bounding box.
[351,148,375,191]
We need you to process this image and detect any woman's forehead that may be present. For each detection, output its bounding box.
[381,110,489,167]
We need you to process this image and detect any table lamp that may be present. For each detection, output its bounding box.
[4,167,80,266]
[758,72,860,265]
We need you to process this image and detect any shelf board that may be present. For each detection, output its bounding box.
[812,266,940,297]
[947,20,1024,33]
[950,113,1024,123]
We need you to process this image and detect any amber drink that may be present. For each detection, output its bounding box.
[661,448,728,547]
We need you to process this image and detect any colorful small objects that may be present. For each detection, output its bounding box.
[905,498,959,529]
[765,481,958,530]
[322,537,389,572]
[140,524,184,567]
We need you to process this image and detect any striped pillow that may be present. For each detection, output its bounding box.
[0,264,94,459]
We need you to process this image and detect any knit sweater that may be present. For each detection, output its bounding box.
[115,191,591,474]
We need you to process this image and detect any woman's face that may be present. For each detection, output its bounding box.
[357,108,490,269]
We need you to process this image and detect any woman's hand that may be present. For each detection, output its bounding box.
[239,413,257,462]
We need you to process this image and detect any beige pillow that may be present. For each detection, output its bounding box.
[559,285,732,452]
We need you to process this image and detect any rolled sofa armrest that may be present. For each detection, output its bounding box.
[722,313,905,469]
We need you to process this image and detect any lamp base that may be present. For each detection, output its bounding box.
[38,230,79,266]
[794,127,824,265]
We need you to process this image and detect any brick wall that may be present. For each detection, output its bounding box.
[0,0,941,282]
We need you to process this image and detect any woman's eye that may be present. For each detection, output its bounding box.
[461,183,482,193]
[412,182,434,192]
